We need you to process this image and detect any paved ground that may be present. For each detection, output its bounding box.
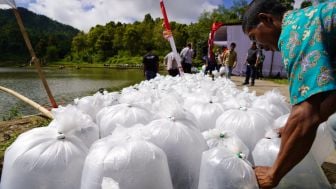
[230,76,290,100]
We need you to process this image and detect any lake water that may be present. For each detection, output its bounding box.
[0,67,145,118]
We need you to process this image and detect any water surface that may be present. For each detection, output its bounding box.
[0,67,145,118]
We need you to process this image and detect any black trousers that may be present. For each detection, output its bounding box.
[244,64,257,84]
[182,62,192,73]
[168,69,179,76]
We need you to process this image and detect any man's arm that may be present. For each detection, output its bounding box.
[255,91,336,188]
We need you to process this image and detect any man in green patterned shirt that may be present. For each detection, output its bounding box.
[243,0,336,188]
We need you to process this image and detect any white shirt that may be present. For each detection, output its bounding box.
[164,52,178,70]
[180,47,194,64]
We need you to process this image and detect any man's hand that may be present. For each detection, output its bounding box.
[254,166,279,189]
[276,127,284,137]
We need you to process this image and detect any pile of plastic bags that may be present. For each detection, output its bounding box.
[1,73,334,189]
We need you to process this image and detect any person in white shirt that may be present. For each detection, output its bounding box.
[164,51,179,76]
[180,43,194,73]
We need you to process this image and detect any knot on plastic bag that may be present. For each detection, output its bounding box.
[57,132,65,140]
[237,152,246,160]
[168,116,176,122]
[239,107,248,111]
[219,133,226,139]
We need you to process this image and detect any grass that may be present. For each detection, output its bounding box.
[2,106,22,121]
[266,78,289,85]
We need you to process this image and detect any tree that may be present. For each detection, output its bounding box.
[301,0,312,8]
[46,46,58,62]
[279,0,295,10]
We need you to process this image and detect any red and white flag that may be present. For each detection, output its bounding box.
[160,0,184,75]
[0,0,16,8]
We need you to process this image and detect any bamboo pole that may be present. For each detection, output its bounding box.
[0,86,53,119]
[12,8,58,108]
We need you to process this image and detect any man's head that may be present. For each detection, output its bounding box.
[251,42,257,49]
[242,0,287,51]
[146,45,153,52]
[187,43,192,48]
[230,42,236,50]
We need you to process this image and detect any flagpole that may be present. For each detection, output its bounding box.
[12,8,58,108]
[160,0,184,76]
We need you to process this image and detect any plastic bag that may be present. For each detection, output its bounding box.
[101,177,119,189]
[1,127,88,189]
[198,147,258,189]
[310,122,335,165]
[96,103,155,138]
[81,139,173,189]
[143,116,208,189]
[252,89,291,119]
[326,112,336,146]
[252,133,331,189]
[273,113,289,129]
[49,105,99,148]
[188,98,226,131]
[202,128,249,155]
[74,91,119,121]
[216,107,273,152]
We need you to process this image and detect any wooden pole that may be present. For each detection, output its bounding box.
[0,86,53,119]
[12,8,58,108]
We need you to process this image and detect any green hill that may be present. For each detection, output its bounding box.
[0,7,79,65]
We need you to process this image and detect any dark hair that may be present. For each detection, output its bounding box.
[146,46,153,52]
[187,43,192,48]
[230,42,236,48]
[242,0,287,33]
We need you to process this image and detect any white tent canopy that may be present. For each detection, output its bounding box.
[213,25,286,77]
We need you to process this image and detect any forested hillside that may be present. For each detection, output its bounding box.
[0,7,79,64]
[69,2,248,63]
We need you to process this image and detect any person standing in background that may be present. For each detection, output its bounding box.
[222,42,237,79]
[256,46,265,79]
[180,43,194,73]
[164,51,179,77]
[243,42,258,86]
[143,46,159,80]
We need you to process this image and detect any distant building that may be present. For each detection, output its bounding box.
[211,24,286,77]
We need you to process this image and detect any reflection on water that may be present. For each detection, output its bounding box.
[0,67,145,118]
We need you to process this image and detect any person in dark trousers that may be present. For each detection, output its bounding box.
[180,43,194,73]
[142,46,159,80]
[205,51,216,75]
[243,42,258,86]
[242,0,336,188]
[256,46,265,79]
[164,51,179,77]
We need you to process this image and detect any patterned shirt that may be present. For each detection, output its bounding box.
[278,2,336,105]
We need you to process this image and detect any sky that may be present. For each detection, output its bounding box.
[1,0,303,32]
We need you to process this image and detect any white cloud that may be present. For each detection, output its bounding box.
[19,0,219,32]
